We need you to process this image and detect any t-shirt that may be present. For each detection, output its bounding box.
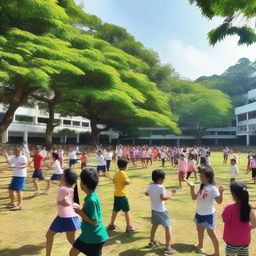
[104,152,113,161]
[222,203,251,246]
[230,165,239,179]
[68,151,77,160]
[96,155,105,166]
[79,192,108,244]
[54,160,63,175]
[33,153,44,170]
[196,184,220,215]
[250,159,256,168]
[80,155,88,163]
[146,183,166,212]
[116,149,123,157]
[113,170,128,197]
[178,159,187,172]
[187,160,196,172]
[9,155,27,177]
[57,186,77,218]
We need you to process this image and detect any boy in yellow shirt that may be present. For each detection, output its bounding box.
[107,158,135,233]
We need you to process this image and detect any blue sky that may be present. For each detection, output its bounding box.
[78,0,256,79]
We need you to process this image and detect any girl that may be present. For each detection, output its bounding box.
[178,154,187,189]
[222,182,256,256]
[46,169,80,256]
[247,155,256,184]
[187,154,197,180]
[186,167,224,256]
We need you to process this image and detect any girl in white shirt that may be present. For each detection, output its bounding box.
[186,167,224,256]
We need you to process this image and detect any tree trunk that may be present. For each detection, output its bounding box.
[90,118,100,146]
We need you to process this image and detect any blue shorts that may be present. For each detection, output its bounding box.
[97,165,106,172]
[50,174,62,181]
[32,169,44,180]
[194,213,215,230]
[50,216,81,233]
[69,159,77,167]
[151,210,171,227]
[9,177,26,191]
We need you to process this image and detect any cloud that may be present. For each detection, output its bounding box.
[162,37,256,80]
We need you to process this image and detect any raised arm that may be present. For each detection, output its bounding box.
[215,186,224,204]
[185,180,197,200]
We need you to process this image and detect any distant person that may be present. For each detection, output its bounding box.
[230,159,239,184]
[104,148,113,172]
[187,154,197,180]
[4,147,28,210]
[223,147,229,165]
[107,158,135,233]
[247,154,256,184]
[80,152,88,171]
[145,169,176,255]
[178,154,187,189]
[222,182,256,256]
[46,169,80,256]
[70,169,108,256]
[68,147,77,168]
[186,167,224,256]
[22,141,30,161]
[96,150,107,176]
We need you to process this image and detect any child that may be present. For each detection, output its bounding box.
[107,158,135,233]
[248,155,256,184]
[70,169,108,256]
[46,169,80,256]
[104,148,113,172]
[186,167,224,256]
[187,154,197,180]
[178,154,187,189]
[3,147,28,210]
[205,152,211,167]
[145,169,176,255]
[222,182,256,256]
[230,159,239,183]
[96,150,107,176]
[80,152,88,171]
[31,146,45,194]
[160,150,166,167]
[68,147,77,168]
[46,153,63,191]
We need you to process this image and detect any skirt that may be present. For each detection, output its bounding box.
[50,216,81,232]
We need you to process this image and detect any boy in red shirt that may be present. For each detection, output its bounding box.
[80,152,88,170]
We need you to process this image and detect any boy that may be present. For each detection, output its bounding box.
[230,159,239,183]
[30,146,45,194]
[107,158,135,233]
[145,169,175,255]
[4,146,28,210]
[70,169,108,256]
[80,152,88,170]
[96,151,107,176]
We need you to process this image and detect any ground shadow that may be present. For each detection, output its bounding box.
[0,243,44,256]
[119,247,164,256]
[172,243,198,253]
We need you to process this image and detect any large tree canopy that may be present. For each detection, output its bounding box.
[189,0,256,45]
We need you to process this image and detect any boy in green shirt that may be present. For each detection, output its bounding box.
[70,169,108,256]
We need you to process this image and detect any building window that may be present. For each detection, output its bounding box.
[15,115,34,122]
[238,125,247,132]
[248,111,256,120]
[217,131,236,135]
[238,113,247,122]
[63,120,71,125]
[38,117,48,124]
[249,124,256,132]
[72,121,80,126]
[82,122,90,127]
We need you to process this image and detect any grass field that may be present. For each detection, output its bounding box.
[0,152,256,256]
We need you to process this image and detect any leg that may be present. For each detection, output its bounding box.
[33,178,40,192]
[46,229,57,256]
[9,189,15,205]
[66,231,76,245]
[69,247,80,256]
[150,224,158,242]
[194,170,197,180]
[109,211,118,226]
[17,190,23,207]
[165,226,172,250]
[196,224,205,250]
[206,228,220,256]
[124,211,132,228]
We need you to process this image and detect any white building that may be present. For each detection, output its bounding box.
[235,88,256,146]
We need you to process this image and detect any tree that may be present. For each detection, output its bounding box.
[189,0,256,45]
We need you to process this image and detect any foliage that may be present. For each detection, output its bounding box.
[57,128,76,136]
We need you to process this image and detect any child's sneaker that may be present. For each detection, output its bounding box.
[164,248,176,255]
[146,241,159,248]
[107,224,117,231]
[125,226,136,233]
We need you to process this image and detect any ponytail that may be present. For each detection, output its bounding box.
[73,183,80,204]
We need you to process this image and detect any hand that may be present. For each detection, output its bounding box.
[170,189,176,194]
[73,204,82,214]
[219,186,225,193]
[185,179,195,188]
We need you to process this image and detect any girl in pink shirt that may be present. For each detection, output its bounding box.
[178,154,187,189]
[248,155,256,184]
[222,182,256,256]
[46,169,80,256]
[186,154,197,180]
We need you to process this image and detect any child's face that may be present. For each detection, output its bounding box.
[80,181,90,194]
[231,161,235,166]
[13,148,22,157]
[60,175,66,186]
[199,172,208,185]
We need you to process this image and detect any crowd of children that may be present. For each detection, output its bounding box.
[2,143,256,256]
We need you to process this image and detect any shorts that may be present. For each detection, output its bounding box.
[9,177,26,191]
[252,168,256,178]
[50,174,62,181]
[226,244,249,256]
[106,160,111,170]
[97,165,106,172]
[151,210,171,227]
[69,159,77,167]
[73,239,105,256]
[179,171,186,179]
[32,169,44,180]
[50,216,80,232]
[194,213,215,230]
[113,196,130,212]
[81,162,87,169]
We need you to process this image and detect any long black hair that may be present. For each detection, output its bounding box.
[198,166,215,191]
[230,181,251,222]
[63,168,79,204]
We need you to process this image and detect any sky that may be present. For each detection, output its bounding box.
[78,0,256,80]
